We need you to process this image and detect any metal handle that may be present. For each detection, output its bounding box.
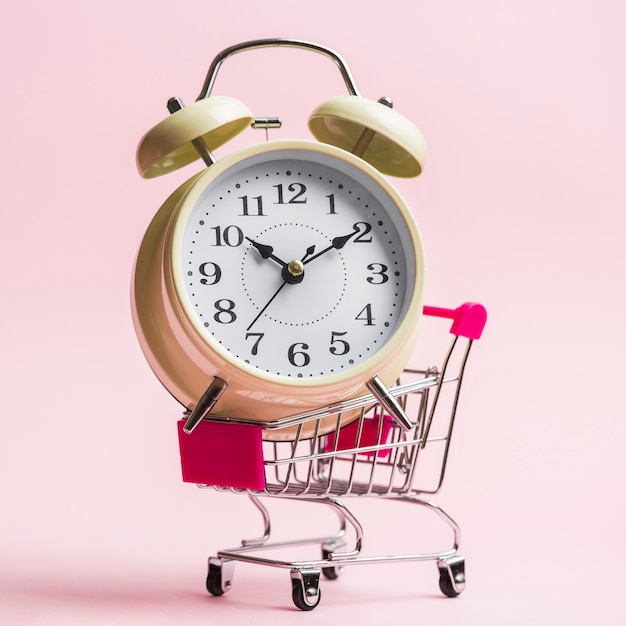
[196,38,362,101]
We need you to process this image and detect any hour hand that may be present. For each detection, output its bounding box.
[303,226,360,265]
[246,237,287,268]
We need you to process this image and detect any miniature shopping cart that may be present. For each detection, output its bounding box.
[177,302,487,610]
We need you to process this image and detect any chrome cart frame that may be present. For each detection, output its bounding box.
[177,303,486,610]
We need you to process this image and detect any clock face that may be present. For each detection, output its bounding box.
[172,145,419,384]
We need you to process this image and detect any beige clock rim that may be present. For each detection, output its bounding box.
[169,139,425,391]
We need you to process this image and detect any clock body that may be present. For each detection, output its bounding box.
[132,139,425,439]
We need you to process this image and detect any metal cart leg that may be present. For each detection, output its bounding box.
[321,540,345,580]
[398,494,466,597]
[241,493,271,547]
[320,497,363,559]
[206,494,269,597]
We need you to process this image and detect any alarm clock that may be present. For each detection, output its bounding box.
[132,39,427,440]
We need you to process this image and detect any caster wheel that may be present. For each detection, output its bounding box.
[290,569,321,611]
[438,569,461,598]
[206,560,234,597]
[322,566,340,580]
[291,579,321,611]
[437,557,465,597]
[206,563,225,596]
[321,547,342,580]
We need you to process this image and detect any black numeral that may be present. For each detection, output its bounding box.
[239,195,265,216]
[353,222,373,243]
[214,299,237,324]
[198,262,222,285]
[210,225,244,247]
[326,193,337,214]
[355,303,375,326]
[274,183,307,204]
[329,331,350,355]
[288,342,310,367]
[245,332,264,355]
[366,263,389,284]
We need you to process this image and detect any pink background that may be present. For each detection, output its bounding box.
[1,0,625,623]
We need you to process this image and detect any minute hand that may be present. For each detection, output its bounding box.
[303,229,359,265]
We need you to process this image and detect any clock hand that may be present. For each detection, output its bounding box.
[246,246,316,331]
[303,226,360,265]
[246,281,287,331]
[246,237,288,268]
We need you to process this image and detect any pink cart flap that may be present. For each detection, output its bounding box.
[177,420,265,491]
[325,413,394,458]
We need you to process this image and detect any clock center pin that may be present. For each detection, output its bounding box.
[283,259,305,284]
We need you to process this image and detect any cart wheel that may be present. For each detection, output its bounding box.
[438,570,460,597]
[321,547,342,580]
[291,569,321,611]
[437,557,465,598]
[291,580,321,611]
[206,563,224,596]
[322,566,340,580]
[206,559,233,597]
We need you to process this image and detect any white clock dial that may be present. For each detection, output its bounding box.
[174,146,418,381]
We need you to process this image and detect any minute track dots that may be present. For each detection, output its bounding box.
[177,147,418,379]
[241,222,348,327]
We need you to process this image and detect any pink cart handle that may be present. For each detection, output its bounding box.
[423,303,487,339]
